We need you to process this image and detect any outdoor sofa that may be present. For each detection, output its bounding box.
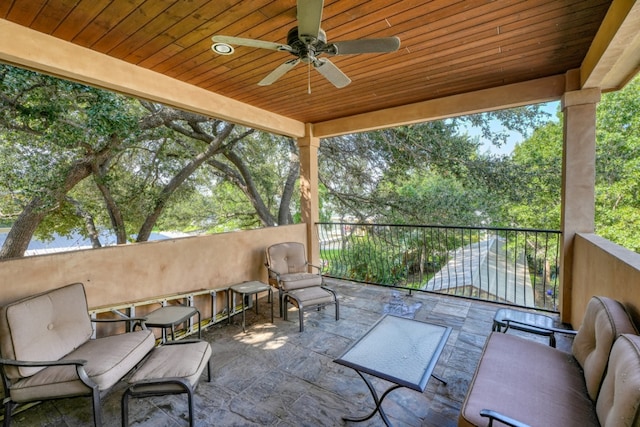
[459,296,640,427]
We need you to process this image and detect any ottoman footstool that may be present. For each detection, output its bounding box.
[121,339,212,427]
[283,287,339,332]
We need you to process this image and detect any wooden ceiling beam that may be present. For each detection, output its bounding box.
[0,18,305,138]
[312,74,566,138]
[581,0,640,90]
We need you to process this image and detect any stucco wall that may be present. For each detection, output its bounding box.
[0,224,307,309]
[572,233,640,328]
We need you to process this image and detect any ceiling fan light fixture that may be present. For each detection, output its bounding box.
[212,42,234,55]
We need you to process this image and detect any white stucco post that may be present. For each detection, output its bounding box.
[298,124,321,267]
[559,86,600,323]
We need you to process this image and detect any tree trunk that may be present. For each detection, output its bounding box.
[67,197,102,248]
[0,136,121,259]
[278,140,299,225]
[223,150,277,226]
[0,197,49,259]
[93,169,127,244]
[136,123,235,241]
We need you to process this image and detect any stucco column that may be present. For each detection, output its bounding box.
[297,123,321,267]
[559,87,600,323]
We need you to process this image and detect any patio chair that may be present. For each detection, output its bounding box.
[0,283,155,426]
[265,242,324,317]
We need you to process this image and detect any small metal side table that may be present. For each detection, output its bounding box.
[492,307,557,346]
[228,281,273,332]
[144,305,201,343]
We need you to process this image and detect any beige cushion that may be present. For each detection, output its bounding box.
[279,272,323,291]
[286,287,336,307]
[266,242,309,275]
[596,334,640,426]
[127,340,212,393]
[572,296,638,400]
[459,332,599,427]
[0,283,93,379]
[8,329,155,402]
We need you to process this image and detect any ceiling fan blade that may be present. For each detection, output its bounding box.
[313,58,351,88]
[212,35,290,52]
[329,37,401,55]
[297,0,324,41]
[258,59,300,86]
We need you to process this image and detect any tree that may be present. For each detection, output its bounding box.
[0,66,300,258]
[0,66,137,258]
[0,64,572,260]
[320,122,474,219]
[594,75,640,251]
[508,120,563,229]
[318,120,524,226]
[507,74,640,251]
[206,131,299,227]
[450,104,552,147]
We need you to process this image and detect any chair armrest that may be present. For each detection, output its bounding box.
[307,263,323,274]
[0,358,87,368]
[265,266,281,280]
[504,319,577,336]
[92,316,148,330]
[480,409,531,427]
[0,357,97,389]
[92,317,149,323]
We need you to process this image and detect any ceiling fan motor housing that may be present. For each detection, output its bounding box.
[287,27,331,61]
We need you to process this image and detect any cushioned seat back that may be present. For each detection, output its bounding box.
[266,242,308,275]
[596,334,640,426]
[0,283,93,379]
[572,296,638,400]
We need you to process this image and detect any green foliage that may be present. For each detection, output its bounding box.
[508,121,563,229]
[323,236,409,285]
[593,75,640,250]
[2,61,638,259]
[319,121,486,223]
[451,104,552,146]
[506,74,640,251]
[33,201,81,242]
[0,66,136,205]
[378,172,492,226]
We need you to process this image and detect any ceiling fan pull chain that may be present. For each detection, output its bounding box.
[308,61,311,94]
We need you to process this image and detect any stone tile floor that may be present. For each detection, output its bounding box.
[7,279,572,426]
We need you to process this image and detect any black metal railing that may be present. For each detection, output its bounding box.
[316,222,561,311]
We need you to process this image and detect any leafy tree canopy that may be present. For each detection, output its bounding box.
[0,65,299,258]
[508,74,640,251]
[6,63,635,259]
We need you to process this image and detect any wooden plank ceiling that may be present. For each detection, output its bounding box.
[0,0,612,124]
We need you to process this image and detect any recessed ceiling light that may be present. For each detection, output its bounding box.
[211,43,234,55]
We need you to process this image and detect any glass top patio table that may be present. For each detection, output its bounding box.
[334,315,451,426]
[335,314,451,391]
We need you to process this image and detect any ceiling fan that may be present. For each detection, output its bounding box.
[211,0,400,89]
